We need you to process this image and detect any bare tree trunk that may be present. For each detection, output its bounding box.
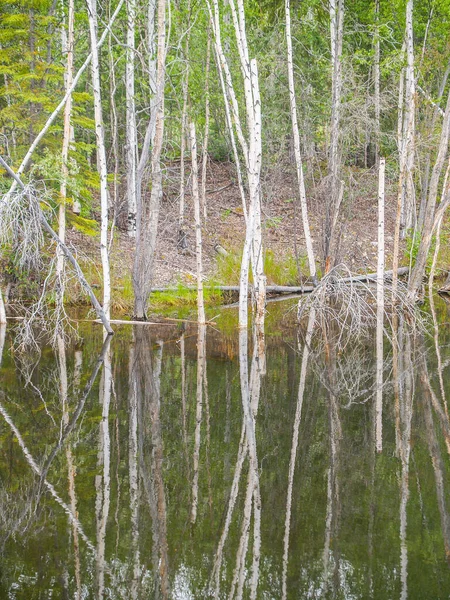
[399,1,416,235]
[201,28,211,221]
[132,0,166,320]
[86,0,111,320]
[0,324,5,366]
[178,0,191,249]
[107,0,119,219]
[285,0,317,285]
[325,0,344,273]
[376,158,385,453]
[418,59,450,231]
[208,7,247,218]
[190,121,207,524]
[57,0,75,283]
[125,0,138,237]
[190,122,205,324]
[374,0,380,164]
[409,84,450,298]
[0,289,6,324]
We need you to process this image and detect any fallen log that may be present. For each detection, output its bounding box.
[150,268,410,296]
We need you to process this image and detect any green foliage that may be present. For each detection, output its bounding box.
[405,229,435,271]
[150,281,223,309]
[215,246,304,286]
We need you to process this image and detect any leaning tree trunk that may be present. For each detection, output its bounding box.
[6,0,125,198]
[86,0,111,322]
[408,82,450,298]
[132,0,166,320]
[285,0,317,285]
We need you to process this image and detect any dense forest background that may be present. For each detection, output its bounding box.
[1,0,450,320]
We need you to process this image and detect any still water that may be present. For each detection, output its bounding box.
[0,299,449,599]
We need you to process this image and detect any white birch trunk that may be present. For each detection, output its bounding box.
[325,0,344,273]
[374,0,380,164]
[86,0,111,321]
[57,0,75,283]
[376,157,385,453]
[402,0,416,234]
[126,0,138,237]
[0,324,5,367]
[208,14,247,218]
[285,0,317,284]
[132,0,166,319]
[201,28,211,221]
[190,122,205,324]
[178,0,191,247]
[0,289,6,324]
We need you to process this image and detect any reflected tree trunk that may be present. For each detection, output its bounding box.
[419,345,450,565]
[282,308,316,599]
[397,328,413,600]
[95,333,112,597]
[57,335,81,599]
[128,342,140,597]
[322,321,342,595]
[191,323,206,523]
[133,329,169,597]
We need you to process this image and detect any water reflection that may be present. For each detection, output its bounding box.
[0,302,449,598]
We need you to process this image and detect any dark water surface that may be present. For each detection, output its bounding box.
[0,299,449,599]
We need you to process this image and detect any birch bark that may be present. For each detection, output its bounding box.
[126,0,138,237]
[57,0,75,283]
[374,0,380,164]
[325,0,344,273]
[376,158,385,453]
[132,0,166,319]
[178,0,191,249]
[285,0,317,284]
[86,0,111,321]
[201,28,211,221]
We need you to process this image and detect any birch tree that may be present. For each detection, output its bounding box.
[125,0,138,237]
[86,0,111,321]
[397,0,416,237]
[226,0,265,327]
[132,0,166,320]
[324,0,344,273]
[285,0,317,285]
[57,0,75,284]
[373,0,380,164]
[178,0,192,249]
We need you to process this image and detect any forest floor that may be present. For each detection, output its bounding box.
[67,159,406,291]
